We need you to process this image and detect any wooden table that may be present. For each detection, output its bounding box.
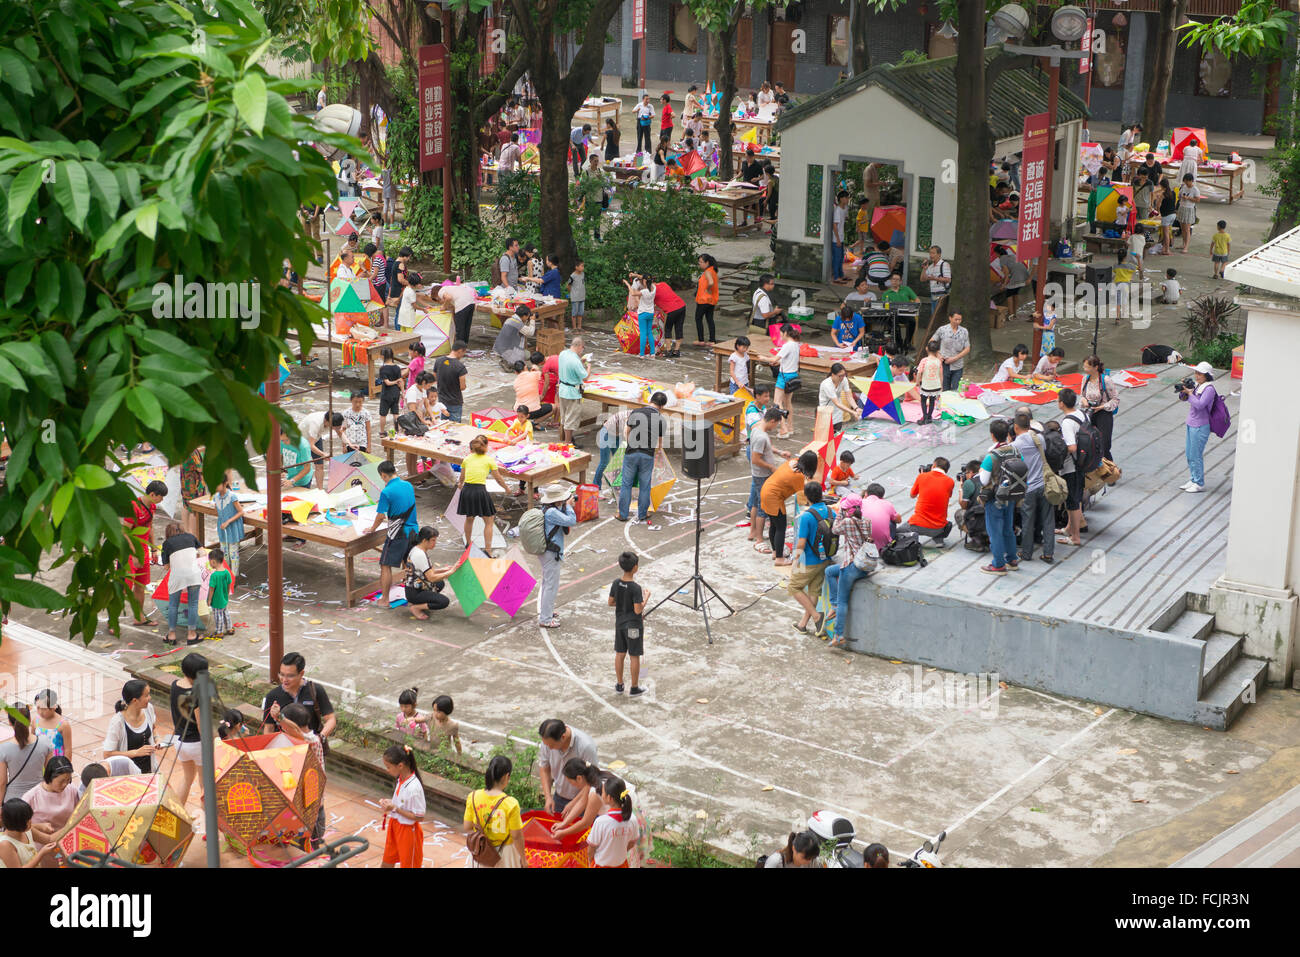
[188,496,388,607]
[707,187,765,235]
[711,335,872,393]
[732,147,779,171]
[476,299,568,332]
[604,163,646,186]
[1129,160,1246,204]
[580,381,746,461]
[701,115,774,145]
[284,325,421,398]
[574,98,621,148]
[382,431,591,503]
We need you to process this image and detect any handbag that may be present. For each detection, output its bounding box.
[1032,434,1068,507]
[307,681,331,756]
[783,376,802,394]
[465,792,508,867]
[852,540,879,573]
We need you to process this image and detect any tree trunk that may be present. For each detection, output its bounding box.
[850,0,870,76]
[537,98,578,272]
[1142,0,1188,144]
[717,19,738,180]
[951,0,993,364]
[706,30,724,87]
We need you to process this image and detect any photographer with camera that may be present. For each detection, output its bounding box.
[1176,361,1219,493]
[900,457,954,544]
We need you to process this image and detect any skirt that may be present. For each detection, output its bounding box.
[458,483,496,517]
[1176,204,1197,226]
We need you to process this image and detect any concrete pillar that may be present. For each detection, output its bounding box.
[621,1,635,84]
[1120,13,1148,125]
[1206,299,1300,684]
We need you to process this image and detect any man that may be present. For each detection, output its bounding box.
[862,240,893,288]
[260,652,336,742]
[818,363,859,434]
[790,482,833,634]
[935,311,969,393]
[537,718,598,814]
[861,482,901,551]
[498,132,523,173]
[831,190,850,285]
[902,457,954,543]
[773,80,791,111]
[978,418,1023,574]
[882,273,919,347]
[1057,388,1087,547]
[920,245,951,335]
[556,335,591,447]
[492,304,535,372]
[334,248,356,281]
[294,410,345,489]
[570,123,592,178]
[434,341,469,422]
[368,460,419,609]
[1015,404,1045,433]
[497,237,520,289]
[751,274,784,331]
[1013,411,1054,565]
[617,391,667,529]
[747,407,788,545]
[440,279,479,346]
[843,276,878,311]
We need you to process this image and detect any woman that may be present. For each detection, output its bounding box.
[1157,177,1177,254]
[31,688,71,759]
[1179,361,1219,493]
[462,755,527,868]
[653,278,687,358]
[824,495,873,648]
[179,448,207,538]
[22,756,77,841]
[756,81,775,108]
[1176,173,1199,254]
[602,117,619,162]
[593,407,632,496]
[1179,139,1203,184]
[0,799,58,868]
[492,306,535,372]
[513,358,553,429]
[651,134,670,183]
[763,830,822,868]
[1080,355,1119,464]
[403,526,455,620]
[103,679,159,774]
[124,479,168,625]
[693,254,719,345]
[457,435,512,557]
[0,706,53,803]
[160,522,203,645]
[549,759,605,840]
[169,652,207,806]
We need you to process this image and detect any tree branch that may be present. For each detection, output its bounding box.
[475,48,530,125]
[559,0,626,113]
[510,0,539,48]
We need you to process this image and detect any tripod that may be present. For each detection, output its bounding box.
[646,475,733,644]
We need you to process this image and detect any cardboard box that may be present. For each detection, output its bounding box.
[1231,344,1244,379]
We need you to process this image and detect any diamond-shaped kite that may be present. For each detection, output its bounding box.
[407,309,453,356]
[335,218,357,236]
[471,408,521,434]
[338,199,360,220]
[55,774,194,867]
[329,277,367,314]
[858,360,905,424]
[326,450,386,503]
[446,544,537,617]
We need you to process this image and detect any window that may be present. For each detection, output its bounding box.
[669,3,699,53]
[827,15,849,67]
[1197,48,1231,97]
[225,781,263,816]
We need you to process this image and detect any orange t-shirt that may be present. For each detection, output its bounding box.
[908,470,955,528]
[830,464,855,483]
[761,462,808,516]
[696,268,719,305]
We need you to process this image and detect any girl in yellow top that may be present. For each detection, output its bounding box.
[462,755,527,868]
[457,435,511,556]
[853,197,872,256]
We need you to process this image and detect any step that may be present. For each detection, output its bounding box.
[1200,631,1244,696]
[1165,609,1216,644]
[1194,656,1268,731]
[1148,593,1188,634]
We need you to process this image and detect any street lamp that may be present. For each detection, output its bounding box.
[1000,3,1091,357]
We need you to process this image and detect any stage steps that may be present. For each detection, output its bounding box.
[1152,597,1268,731]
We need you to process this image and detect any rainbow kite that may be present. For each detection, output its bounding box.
[446,544,538,617]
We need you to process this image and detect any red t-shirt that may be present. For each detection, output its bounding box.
[654,282,685,313]
[540,355,559,404]
[830,464,856,483]
[661,104,673,129]
[908,470,955,528]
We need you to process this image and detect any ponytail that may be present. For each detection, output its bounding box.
[5,705,30,749]
[383,744,423,786]
[602,774,633,820]
[562,758,602,789]
[115,679,147,713]
[779,831,798,864]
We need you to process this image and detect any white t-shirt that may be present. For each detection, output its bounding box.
[832,204,847,243]
[1128,232,1145,259]
[923,259,951,298]
[389,772,426,826]
[75,756,137,798]
[777,340,800,375]
[335,262,356,281]
[636,284,655,315]
[818,376,852,425]
[405,384,424,408]
[444,283,477,313]
[728,351,750,388]
[991,356,1022,383]
[102,705,159,771]
[752,289,774,325]
[587,809,639,867]
[297,412,328,447]
[1033,355,1058,376]
[1060,412,1084,476]
[398,284,418,326]
[1161,279,1181,302]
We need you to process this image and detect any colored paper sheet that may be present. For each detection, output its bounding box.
[329,277,366,314]
[489,560,537,617]
[447,559,488,616]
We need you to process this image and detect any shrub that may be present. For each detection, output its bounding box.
[1182,293,1243,368]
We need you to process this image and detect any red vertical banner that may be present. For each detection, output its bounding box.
[1017,112,1050,264]
[1079,17,1093,74]
[482,6,497,77]
[418,44,449,172]
[633,0,645,39]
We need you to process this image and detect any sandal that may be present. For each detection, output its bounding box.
[1055,537,1082,547]
[828,638,846,649]
[753,542,773,554]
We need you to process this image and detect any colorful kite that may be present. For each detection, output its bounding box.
[56,775,194,867]
[1171,127,1208,162]
[406,308,453,356]
[871,205,906,244]
[471,408,523,436]
[326,450,385,503]
[446,544,538,617]
[1087,182,1135,231]
[856,361,906,424]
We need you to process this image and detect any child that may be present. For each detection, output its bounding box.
[626,273,657,358]
[1211,220,1231,278]
[207,548,233,637]
[406,341,427,383]
[394,687,429,740]
[916,339,943,425]
[992,344,1030,383]
[31,689,71,759]
[832,305,865,350]
[216,708,249,740]
[379,744,425,869]
[769,324,801,436]
[428,694,462,755]
[586,773,640,868]
[853,197,872,256]
[1033,347,1065,379]
[569,259,586,332]
[728,336,751,395]
[608,551,648,696]
[539,254,563,298]
[212,480,246,579]
[342,389,373,453]
[659,92,674,140]
[457,435,511,556]
[378,347,403,434]
[827,451,856,496]
[1033,304,1057,356]
[277,703,326,848]
[1157,268,1181,304]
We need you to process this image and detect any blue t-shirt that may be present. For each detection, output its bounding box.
[797,503,832,565]
[833,312,864,345]
[539,268,563,298]
[376,477,419,533]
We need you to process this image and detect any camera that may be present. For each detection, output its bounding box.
[918,463,931,474]
[1173,376,1195,395]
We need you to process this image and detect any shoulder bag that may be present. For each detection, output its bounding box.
[1032,433,1068,507]
[466,791,509,866]
[307,681,331,755]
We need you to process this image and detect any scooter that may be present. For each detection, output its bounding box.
[807,811,946,868]
[899,830,946,868]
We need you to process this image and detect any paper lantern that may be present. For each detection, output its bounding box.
[521,810,591,868]
[214,734,325,852]
[56,774,194,867]
[870,205,907,243]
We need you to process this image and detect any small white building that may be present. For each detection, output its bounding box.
[773,49,1088,283]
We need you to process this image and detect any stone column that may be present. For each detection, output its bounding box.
[1120,13,1148,125]
[621,1,636,86]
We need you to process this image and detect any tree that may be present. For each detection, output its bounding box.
[851,0,907,75]
[1141,0,1190,146]
[0,0,353,641]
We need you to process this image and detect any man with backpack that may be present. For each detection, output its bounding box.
[789,482,834,635]
[524,484,577,630]
[979,419,1027,574]
[1057,388,1097,548]
[1013,412,1058,565]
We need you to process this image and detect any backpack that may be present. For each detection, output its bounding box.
[396,411,428,436]
[881,532,927,567]
[1041,429,1068,473]
[809,505,838,562]
[1208,388,1231,438]
[518,508,562,556]
[963,504,989,552]
[982,445,1028,507]
[1031,434,1069,507]
[1067,413,1104,473]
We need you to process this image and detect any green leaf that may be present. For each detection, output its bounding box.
[40,330,77,385]
[83,161,121,218]
[4,260,33,307]
[51,160,90,228]
[6,163,45,231]
[56,261,86,320]
[51,483,75,527]
[134,202,159,239]
[233,72,267,135]
[143,379,215,422]
[0,340,55,381]
[0,50,33,96]
[91,209,138,258]
[81,388,126,444]
[33,260,60,315]
[80,73,129,109]
[0,355,25,392]
[125,387,164,430]
[128,75,193,120]
[73,464,116,490]
[0,577,67,611]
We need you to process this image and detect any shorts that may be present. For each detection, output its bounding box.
[380,531,410,567]
[747,475,764,510]
[558,396,583,430]
[787,560,828,598]
[571,300,585,316]
[1161,213,1177,227]
[1212,254,1228,263]
[1065,470,1085,510]
[382,820,424,867]
[775,371,799,391]
[379,395,400,416]
[614,625,645,656]
[177,740,202,764]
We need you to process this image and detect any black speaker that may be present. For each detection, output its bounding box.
[682,420,716,480]
[1085,264,1112,287]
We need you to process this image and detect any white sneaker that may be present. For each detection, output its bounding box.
[1184,483,1205,493]
[1178,481,1196,491]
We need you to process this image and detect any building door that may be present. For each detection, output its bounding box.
[769,21,796,91]
[736,17,753,88]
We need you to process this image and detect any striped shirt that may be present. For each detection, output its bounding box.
[372,251,388,290]
[831,513,870,568]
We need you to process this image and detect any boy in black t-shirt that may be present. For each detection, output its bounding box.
[377,346,403,434]
[608,551,649,696]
